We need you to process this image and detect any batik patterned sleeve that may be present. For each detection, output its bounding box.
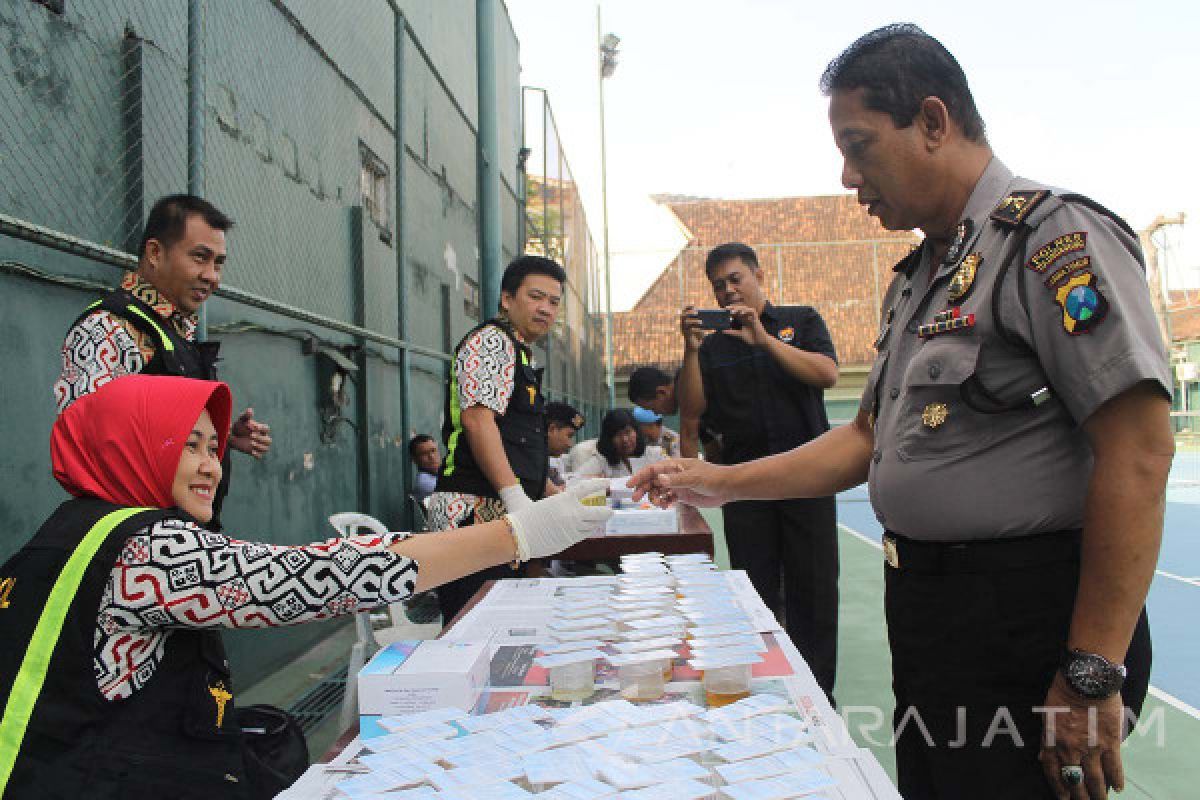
[455,324,517,415]
[53,311,149,413]
[100,518,420,630]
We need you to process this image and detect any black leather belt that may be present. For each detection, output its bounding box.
[882,530,1082,574]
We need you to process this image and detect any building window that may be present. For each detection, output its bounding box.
[463,276,480,321]
[359,143,390,238]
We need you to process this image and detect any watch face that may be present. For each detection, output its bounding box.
[1065,652,1125,698]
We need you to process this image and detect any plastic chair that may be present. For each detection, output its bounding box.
[398,496,444,626]
[327,512,390,539]
[327,512,390,732]
[407,494,432,532]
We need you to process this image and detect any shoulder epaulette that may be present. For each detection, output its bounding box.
[1057,193,1138,241]
[989,189,1050,228]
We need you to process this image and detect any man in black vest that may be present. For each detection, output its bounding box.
[430,255,566,623]
[52,195,272,519]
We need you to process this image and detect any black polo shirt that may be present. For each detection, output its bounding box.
[698,303,836,465]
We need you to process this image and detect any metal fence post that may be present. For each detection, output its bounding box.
[476,0,502,321]
[187,0,207,340]
[395,9,413,528]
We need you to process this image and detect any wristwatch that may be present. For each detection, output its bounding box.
[1061,649,1127,699]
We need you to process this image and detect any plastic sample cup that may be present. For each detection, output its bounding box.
[702,663,752,708]
[549,659,596,702]
[580,490,608,507]
[618,660,666,702]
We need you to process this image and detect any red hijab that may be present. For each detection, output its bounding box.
[51,376,232,509]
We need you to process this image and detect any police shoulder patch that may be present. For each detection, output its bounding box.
[990,189,1050,227]
[1026,232,1088,273]
[1054,271,1107,335]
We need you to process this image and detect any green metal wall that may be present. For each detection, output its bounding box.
[0,0,602,686]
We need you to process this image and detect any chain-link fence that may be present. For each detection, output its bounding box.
[0,0,610,432]
[0,2,189,252]
[0,0,610,682]
[523,86,608,433]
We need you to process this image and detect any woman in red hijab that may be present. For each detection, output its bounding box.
[0,375,609,800]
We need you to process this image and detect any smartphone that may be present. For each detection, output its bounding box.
[693,309,736,331]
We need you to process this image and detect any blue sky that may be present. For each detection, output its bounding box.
[507,0,1200,310]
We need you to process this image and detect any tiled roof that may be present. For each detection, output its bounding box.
[1169,290,1200,342]
[615,194,917,376]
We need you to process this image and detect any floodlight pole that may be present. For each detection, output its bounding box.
[598,7,617,408]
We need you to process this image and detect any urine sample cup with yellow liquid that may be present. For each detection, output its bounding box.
[534,649,606,702]
[688,652,762,708]
[609,649,677,702]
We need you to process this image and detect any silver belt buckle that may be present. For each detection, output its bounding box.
[882,534,900,569]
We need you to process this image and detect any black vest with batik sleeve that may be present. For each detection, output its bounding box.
[0,498,249,800]
[437,318,548,501]
[71,290,233,526]
[74,289,220,380]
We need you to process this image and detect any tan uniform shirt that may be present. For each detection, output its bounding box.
[862,158,1170,541]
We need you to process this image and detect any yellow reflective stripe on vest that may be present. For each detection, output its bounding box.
[0,507,150,793]
[125,305,175,353]
[442,364,464,476]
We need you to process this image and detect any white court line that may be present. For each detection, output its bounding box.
[838,523,1200,723]
[842,525,883,552]
[1155,569,1200,588]
[1148,687,1200,721]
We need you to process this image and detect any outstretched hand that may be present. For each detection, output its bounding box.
[626,458,731,509]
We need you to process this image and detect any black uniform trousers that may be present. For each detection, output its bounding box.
[721,495,838,701]
[884,531,1152,800]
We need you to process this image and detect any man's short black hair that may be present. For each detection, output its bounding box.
[819,23,986,143]
[546,401,584,431]
[628,367,672,405]
[408,433,435,460]
[705,242,759,277]
[596,409,646,466]
[500,255,567,305]
[139,194,234,258]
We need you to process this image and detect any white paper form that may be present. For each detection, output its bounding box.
[535,777,619,799]
[622,778,717,800]
[719,771,838,800]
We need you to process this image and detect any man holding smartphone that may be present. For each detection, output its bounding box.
[677,241,841,701]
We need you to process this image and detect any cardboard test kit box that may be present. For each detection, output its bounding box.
[358,640,489,738]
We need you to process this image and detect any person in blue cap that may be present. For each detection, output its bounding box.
[632,405,680,459]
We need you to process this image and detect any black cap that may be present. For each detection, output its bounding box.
[546,401,584,430]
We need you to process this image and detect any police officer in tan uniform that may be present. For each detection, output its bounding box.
[629,24,1172,800]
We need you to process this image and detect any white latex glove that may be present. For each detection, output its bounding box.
[498,484,535,514]
[507,479,613,561]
